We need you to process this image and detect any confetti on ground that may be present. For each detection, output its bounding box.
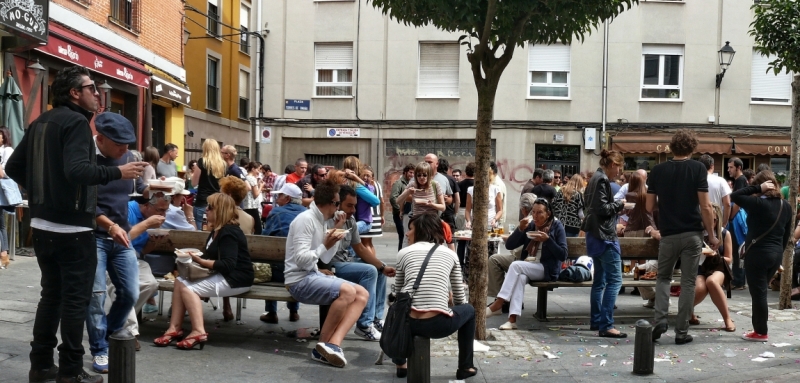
[759,352,775,358]
[520,373,528,378]
[724,349,736,357]
[772,343,791,347]
[751,357,769,362]
[600,359,607,366]
[622,361,632,365]
[694,368,702,371]
[599,345,608,348]
[611,373,618,377]
[543,352,559,359]
[654,358,671,362]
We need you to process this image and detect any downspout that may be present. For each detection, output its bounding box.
[601,20,609,150]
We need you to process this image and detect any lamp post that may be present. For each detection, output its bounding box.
[715,41,736,88]
[714,42,736,126]
[98,81,113,112]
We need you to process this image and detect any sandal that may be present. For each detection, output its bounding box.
[176,333,208,350]
[689,316,700,325]
[456,367,477,380]
[153,329,185,347]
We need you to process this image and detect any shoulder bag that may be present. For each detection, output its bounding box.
[379,244,439,359]
[0,178,22,207]
[738,199,783,260]
[177,237,218,282]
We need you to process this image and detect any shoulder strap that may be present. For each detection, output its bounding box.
[751,199,784,246]
[412,244,439,293]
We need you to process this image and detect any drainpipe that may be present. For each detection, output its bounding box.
[601,20,609,150]
[249,31,266,161]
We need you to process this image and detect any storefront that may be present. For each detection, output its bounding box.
[610,131,790,177]
[0,0,48,51]
[6,22,150,148]
[147,65,190,169]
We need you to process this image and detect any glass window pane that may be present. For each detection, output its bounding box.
[337,69,352,83]
[641,88,680,99]
[531,71,547,83]
[551,72,568,84]
[316,86,352,96]
[317,70,333,83]
[662,55,680,86]
[530,86,568,98]
[643,55,659,85]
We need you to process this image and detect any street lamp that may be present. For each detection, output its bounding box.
[26,59,45,74]
[98,81,112,111]
[715,41,736,88]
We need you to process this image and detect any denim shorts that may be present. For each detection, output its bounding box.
[288,271,355,306]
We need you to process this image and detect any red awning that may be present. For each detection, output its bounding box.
[36,23,150,87]
[611,133,731,155]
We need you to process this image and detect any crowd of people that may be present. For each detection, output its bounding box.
[5,65,800,382]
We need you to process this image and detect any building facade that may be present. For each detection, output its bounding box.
[183,0,254,163]
[2,0,188,167]
[258,0,793,221]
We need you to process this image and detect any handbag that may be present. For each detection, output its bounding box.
[253,263,272,284]
[0,178,22,207]
[379,244,439,359]
[738,200,783,260]
[177,244,217,282]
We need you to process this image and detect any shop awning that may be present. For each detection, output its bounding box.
[732,136,791,156]
[35,23,150,87]
[611,133,732,155]
[147,65,191,107]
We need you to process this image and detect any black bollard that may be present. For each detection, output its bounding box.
[408,336,431,383]
[109,329,136,383]
[632,319,654,375]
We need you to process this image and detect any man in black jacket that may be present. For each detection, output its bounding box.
[6,66,146,383]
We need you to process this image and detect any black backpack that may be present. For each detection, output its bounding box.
[558,264,592,282]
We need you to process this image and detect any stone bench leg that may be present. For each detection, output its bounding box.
[533,287,549,322]
[408,336,431,383]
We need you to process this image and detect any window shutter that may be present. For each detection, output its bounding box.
[528,44,570,72]
[418,43,460,97]
[751,51,792,102]
[240,5,250,28]
[315,44,353,70]
[208,0,218,6]
[642,45,683,56]
[239,71,249,98]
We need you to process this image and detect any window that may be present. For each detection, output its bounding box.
[528,43,570,98]
[207,0,220,37]
[315,43,353,97]
[641,45,684,100]
[110,0,140,32]
[207,56,220,111]
[239,70,250,120]
[418,43,460,98]
[240,3,250,54]
[234,145,250,163]
[751,51,792,104]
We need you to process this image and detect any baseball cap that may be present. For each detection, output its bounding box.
[270,183,302,199]
[94,112,137,144]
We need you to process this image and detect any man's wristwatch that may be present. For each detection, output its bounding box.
[378,263,386,273]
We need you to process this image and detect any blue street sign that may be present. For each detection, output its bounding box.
[285,99,310,111]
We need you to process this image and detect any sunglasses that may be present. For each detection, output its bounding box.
[207,205,215,211]
[78,83,97,93]
[415,173,428,178]
[334,201,340,207]
[534,198,550,208]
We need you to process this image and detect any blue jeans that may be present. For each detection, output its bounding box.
[590,245,622,332]
[86,238,140,356]
[331,260,384,328]
[264,300,299,313]
[356,220,371,235]
[193,206,206,230]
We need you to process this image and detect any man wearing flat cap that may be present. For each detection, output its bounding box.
[6,66,147,383]
[85,112,154,373]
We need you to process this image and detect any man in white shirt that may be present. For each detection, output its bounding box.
[284,179,368,368]
[162,179,196,231]
[698,154,731,225]
[614,169,648,200]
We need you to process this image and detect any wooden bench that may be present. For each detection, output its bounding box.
[149,230,328,326]
[528,237,681,321]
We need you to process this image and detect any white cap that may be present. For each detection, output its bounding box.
[270,183,302,199]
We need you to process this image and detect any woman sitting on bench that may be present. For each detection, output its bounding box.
[486,198,568,330]
[154,193,254,350]
[392,213,476,380]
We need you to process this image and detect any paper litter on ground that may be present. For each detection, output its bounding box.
[772,343,791,347]
[751,357,769,362]
[759,351,775,358]
[543,351,559,359]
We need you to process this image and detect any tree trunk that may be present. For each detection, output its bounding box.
[780,74,800,309]
[468,83,497,341]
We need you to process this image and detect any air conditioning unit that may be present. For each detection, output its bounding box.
[584,128,597,150]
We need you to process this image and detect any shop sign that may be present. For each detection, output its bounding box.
[0,0,48,43]
[326,128,360,138]
[767,145,790,154]
[285,99,310,111]
[152,76,191,106]
[36,31,149,88]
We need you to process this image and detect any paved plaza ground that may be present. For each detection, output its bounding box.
[1,233,800,382]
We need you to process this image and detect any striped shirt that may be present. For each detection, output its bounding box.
[395,242,465,316]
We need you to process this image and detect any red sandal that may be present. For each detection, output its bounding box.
[153,329,185,347]
[176,333,208,350]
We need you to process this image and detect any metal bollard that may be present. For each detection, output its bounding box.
[109,329,136,383]
[632,319,654,375]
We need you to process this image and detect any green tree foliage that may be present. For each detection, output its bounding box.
[369,0,638,339]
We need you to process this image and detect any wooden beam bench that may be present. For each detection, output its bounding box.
[527,237,683,321]
[149,230,328,326]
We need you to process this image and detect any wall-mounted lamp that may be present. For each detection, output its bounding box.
[183,29,190,45]
[715,41,736,88]
[26,59,45,74]
[97,81,112,111]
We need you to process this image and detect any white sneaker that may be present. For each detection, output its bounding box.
[92,355,109,373]
[499,321,518,330]
[485,307,502,318]
[316,342,347,368]
[354,323,381,341]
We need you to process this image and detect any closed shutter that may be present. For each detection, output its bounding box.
[642,45,684,56]
[208,0,217,6]
[239,70,249,98]
[528,43,570,72]
[751,51,792,102]
[240,4,250,28]
[418,43,460,97]
[315,44,353,70]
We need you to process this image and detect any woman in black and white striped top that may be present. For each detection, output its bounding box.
[391,213,476,380]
